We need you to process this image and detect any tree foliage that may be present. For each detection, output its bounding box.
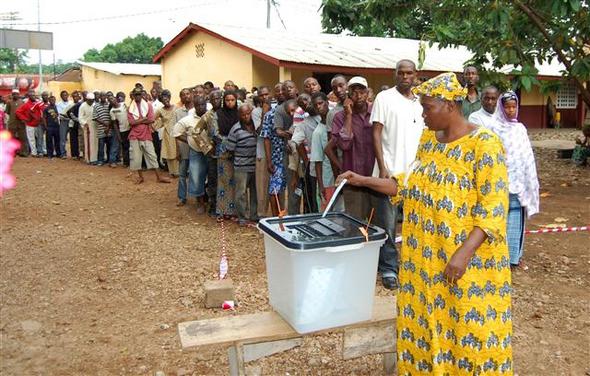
[81,33,164,64]
[321,0,430,38]
[321,0,590,107]
[0,48,28,73]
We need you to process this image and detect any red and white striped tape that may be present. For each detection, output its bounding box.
[392,225,588,244]
[525,225,589,235]
[219,219,229,280]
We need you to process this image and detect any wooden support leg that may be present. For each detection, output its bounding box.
[383,352,396,375]
[228,343,245,376]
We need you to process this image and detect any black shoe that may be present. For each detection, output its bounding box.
[382,276,399,290]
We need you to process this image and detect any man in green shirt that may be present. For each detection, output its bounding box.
[462,66,481,118]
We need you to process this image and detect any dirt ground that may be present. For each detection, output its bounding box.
[1,129,589,376]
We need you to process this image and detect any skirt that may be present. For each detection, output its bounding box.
[216,154,236,216]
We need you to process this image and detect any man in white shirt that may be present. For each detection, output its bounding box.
[56,90,72,158]
[468,86,500,128]
[371,59,425,290]
[78,93,97,164]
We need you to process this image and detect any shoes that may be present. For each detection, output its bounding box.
[109,163,117,168]
[382,276,399,290]
[196,204,206,215]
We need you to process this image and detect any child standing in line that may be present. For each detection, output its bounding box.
[42,96,61,159]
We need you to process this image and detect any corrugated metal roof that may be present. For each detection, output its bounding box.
[157,22,564,77]
[76,60,161,77]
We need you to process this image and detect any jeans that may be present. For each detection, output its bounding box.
[97,137,107,163]
[372,192,399,278]
[507,193,526,265]
[189,148,207,197]
[108,135,120,164]
[206,156,218,213]
[177,158,189,202]
[234,170,257,221]
[69,123,79,158]
[35,126,47,155]
[120,130,130,166]
[45,127,60,158]
[59,119,69,157]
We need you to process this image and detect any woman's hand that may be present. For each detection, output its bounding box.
[444,247,472,284]
[336,170,365,187]
[267,162,276,174]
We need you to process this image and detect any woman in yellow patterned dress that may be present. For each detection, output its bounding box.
[338,73,513,375]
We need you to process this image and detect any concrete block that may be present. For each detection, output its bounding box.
[204,278,235,308]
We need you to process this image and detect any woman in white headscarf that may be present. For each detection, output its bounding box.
[488,91,539,269]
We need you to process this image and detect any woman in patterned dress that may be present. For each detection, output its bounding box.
[153,90,178,178]
[214,91,239,218]
[338,73,513,375]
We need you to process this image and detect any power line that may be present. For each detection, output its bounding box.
[270,0,287,30]
[0,2,221,27]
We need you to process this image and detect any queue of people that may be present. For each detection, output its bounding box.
[2,63,550,374]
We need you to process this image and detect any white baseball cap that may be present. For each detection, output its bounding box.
[348,76,368,88]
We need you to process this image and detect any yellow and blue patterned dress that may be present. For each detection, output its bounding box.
[394,127,513,375]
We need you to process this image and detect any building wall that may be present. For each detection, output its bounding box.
[291,69,314,90]
[80,66,159,96]
[367,73,394,92]
[46,81,83,97]
[252,56,279,88]
[161,31,253,97]
[519,84,579,128]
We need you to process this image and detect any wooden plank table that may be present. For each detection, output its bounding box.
[178,296,397,375]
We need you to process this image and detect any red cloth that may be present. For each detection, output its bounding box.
[15,100,45,127]
[127,100,154,141]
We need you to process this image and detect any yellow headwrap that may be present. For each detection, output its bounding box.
[412,72,467,102]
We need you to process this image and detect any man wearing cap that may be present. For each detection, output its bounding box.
[79,93,97,164]
[127,87,170,184]
[371,59,424,290]
[326,76,377,220]
[5,89,29,157]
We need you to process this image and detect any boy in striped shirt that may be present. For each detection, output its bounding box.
[226,103,258,225]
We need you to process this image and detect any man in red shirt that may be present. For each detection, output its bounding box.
[126,87,170,184]
[15,90,45,157]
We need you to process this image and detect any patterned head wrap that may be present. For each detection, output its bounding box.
[412,72,467,101]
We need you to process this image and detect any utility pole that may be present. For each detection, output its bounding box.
[37,0,43,92]
[266,0,271,28]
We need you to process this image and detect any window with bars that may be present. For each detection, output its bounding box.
[556,83,578,109]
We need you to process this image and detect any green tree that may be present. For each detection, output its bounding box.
[81,33,164,64]
[0,48,28,73]
[17,61,77,76]
[321,0,590,107]
[321,0,430,38]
